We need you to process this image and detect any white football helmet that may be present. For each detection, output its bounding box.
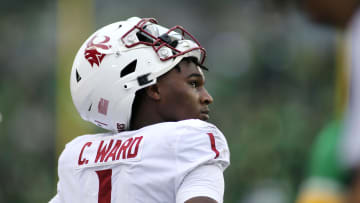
[70,17,206,132]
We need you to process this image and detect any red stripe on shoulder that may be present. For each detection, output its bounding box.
[207,133,220,159]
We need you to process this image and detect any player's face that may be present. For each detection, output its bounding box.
[302,0,357,28]
[156,60,213,122]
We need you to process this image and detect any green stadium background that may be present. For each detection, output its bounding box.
[0,0,347,202]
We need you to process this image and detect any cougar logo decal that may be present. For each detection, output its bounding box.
[84,35,112,67]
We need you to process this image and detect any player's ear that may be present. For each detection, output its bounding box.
[145,84,161,100]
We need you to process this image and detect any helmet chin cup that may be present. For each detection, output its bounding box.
[70,17,206,132]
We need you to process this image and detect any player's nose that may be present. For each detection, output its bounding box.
[200,88,213,105]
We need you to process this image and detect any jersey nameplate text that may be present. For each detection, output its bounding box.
[76,136,143,169]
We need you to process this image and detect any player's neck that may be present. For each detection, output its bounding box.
[130,102,165,131]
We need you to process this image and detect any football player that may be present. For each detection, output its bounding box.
[49,17,230,203]
[296,0,360,202]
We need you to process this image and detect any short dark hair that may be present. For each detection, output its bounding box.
[130,87,146,129]
[173,56,208,72]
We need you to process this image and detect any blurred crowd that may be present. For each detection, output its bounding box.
[1,0,358,202]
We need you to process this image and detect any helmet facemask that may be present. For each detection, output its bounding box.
[121,18,206,64]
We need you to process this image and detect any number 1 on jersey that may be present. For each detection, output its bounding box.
[96,169,112,203]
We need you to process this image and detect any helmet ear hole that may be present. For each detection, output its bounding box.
[76,69,82,82]
[120,59,137,78]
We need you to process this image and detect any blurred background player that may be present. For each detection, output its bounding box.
[296,0,360,202]
[49,17,230,203]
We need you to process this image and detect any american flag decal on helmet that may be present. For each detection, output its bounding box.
[84,35,112,67]
[98,98,109,115]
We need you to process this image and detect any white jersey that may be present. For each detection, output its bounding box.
[50,119,230,203]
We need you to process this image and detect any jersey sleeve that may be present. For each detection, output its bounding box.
[174,119,230,202]
[296,120,347,203]
[176,164,224,203]
[307,120,346,180]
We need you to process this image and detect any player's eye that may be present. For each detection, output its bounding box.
[189,81,199,88]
